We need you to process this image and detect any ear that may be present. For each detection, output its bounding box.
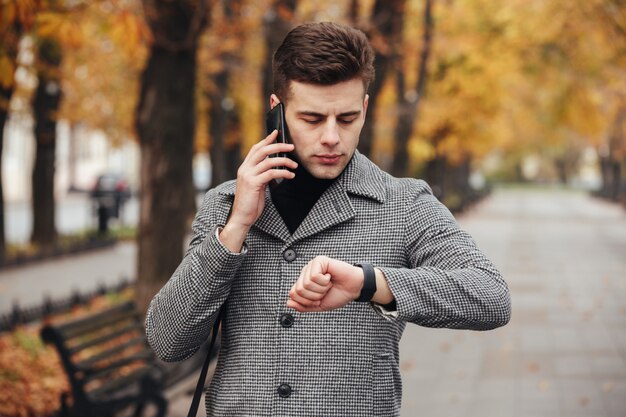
[363,94,369,119]
[270,94,280,109]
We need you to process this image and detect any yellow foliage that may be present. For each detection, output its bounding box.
[36,11,84,48]
[109,10,151,58]
[0,53,15,88]
[408,137,435,164]
[1,2,18,33]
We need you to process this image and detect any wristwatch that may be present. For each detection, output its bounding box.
[354,263,377,302]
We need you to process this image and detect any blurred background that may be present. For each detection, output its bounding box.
[0,0,625,416]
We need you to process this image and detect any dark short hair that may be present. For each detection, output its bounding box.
[272,22,375,101]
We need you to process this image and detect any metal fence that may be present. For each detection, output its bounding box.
[0,277,133,333]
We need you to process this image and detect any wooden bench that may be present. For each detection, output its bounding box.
[41,301,167,417]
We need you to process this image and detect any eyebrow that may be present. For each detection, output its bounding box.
[297,110,362,118]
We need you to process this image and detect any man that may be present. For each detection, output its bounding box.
[146,22,510,417]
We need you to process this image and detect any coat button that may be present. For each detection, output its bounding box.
[277,383,292,398]
[280,313,294,328]
[283,248,297,262]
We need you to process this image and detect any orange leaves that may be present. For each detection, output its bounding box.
[108,10,152,57]
[0,329,70,417]
[0,0,41,33]
[0,292,134,417]
[36,11,85,48]
[0,52,15,88]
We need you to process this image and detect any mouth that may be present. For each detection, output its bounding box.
[314,154,342,164]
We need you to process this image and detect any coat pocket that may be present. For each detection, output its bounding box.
[372,352,400,416]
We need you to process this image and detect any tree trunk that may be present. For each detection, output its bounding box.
[68,122,79,191]
[135,0,210,314]
[31,38,62,248]
[391,0,433,177]
[209,68,241,188]
[262,0,297,111]
[0,85,12,263]
[598,155,611,197]
[611,161,622,201]
[208,1,242,189]
[349,0,359,25]
[359,0,404,159]
[424,155,446,200]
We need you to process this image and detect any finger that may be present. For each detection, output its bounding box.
[253,157,298,174]
[307,256,329,278]
[249,141,295,165]
[302,275,332,295]
[310,273,332,289]
[288,288,321,307]
[293,280,327,301]
[256,168,296,184]
[287,299,323,313]
[243,130,278,162]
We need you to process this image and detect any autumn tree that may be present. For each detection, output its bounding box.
[202,0,246,188]
[262,0,297,110]
[390,0,433,177]
[359,0,404,159]
[135,0,211,312]
[0,0,41,259]
[30,36,61,247]
[0,8,21,262]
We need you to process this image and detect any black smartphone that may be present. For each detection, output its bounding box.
[266,102,288,156]
[265,103,289,184]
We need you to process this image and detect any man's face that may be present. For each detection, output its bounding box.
[270,79,369,180]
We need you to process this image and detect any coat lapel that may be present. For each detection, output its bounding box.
[287,151,387,244]
[254,189,291,242]
[288,181,356,244]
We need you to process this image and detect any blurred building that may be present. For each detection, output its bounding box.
[3,114,140,203]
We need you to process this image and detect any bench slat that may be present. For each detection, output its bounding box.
[75,336,147,370]
[68,322,144,355]
[83,350,154,381]
[87,366,155,400]
[58,302,138,339]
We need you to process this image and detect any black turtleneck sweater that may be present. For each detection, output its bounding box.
[270,160,335,234]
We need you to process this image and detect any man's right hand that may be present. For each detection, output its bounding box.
[218,130,297,252]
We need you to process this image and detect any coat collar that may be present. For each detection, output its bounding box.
[217,151,387,243]
[338,150,387,204]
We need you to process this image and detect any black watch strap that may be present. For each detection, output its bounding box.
[355,263,377,302]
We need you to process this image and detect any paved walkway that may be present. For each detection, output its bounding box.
[2,187,626,416]
[399,187,626,417]
[0,242,136,314]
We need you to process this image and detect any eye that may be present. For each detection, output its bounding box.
[302,118,322,125]
[338,117,357,125]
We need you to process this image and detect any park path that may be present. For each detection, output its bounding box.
[2,187,626,417]
[399,187,626,417]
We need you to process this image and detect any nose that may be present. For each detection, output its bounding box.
[320,120,340,147]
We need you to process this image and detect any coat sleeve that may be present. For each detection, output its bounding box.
[376,181,511,330]
[145,188,245,362]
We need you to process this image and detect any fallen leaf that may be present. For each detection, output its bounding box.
[400,360,415,371]
[602,381,614,392]
[527,362,541,373]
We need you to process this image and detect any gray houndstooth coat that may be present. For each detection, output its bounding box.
[145,151,511,417]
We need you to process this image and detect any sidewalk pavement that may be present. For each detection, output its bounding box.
[398,187,626,417]
[2,187,626,416]
[0,241,136,315]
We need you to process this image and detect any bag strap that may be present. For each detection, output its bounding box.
[187,308,223,417]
